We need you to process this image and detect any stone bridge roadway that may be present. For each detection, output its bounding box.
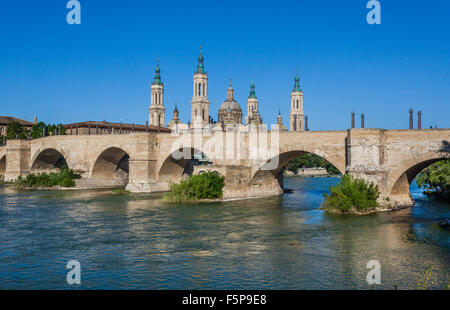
[0,128,449,208]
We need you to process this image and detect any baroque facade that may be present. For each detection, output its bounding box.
[150,48,306,132]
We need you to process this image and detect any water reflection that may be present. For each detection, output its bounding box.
[0,178,448,289]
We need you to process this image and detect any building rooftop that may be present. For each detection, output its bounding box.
[62,121,171,133]
[0,116,34,126]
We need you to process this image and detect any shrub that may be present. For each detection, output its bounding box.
[14,168,81,188]
[163,171,225,202]
[323,175,380,212]
[416,160,450,200]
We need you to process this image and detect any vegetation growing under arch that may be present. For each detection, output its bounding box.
[416,159,450,200]
[285,153,340,175]
[163,171,225,203]
[14,168,81,188]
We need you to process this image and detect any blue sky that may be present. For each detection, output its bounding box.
[0,0,449,130]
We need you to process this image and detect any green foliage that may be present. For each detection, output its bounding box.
[4,121,66,141]
[111,189,130,195]
[163,171,225,202]
[30,122,66,139]
[416,160,450,200]
[0,135,5,146]
[323,175,380,212]
[286,153,340,175]
[14,168,81,188]
[6,122,28,140]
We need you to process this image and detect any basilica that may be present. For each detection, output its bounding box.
[148,49,306,133]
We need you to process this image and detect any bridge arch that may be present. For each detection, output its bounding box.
[248,148,344,197]
[389,151,450,197]
[31,148,70,172]
[90,147,130,185]
[157,147,210,183]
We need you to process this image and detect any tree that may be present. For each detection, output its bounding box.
[416,160,450,200]
[30,122,66,139]
[6,122,28,140]
[286,153,340,175]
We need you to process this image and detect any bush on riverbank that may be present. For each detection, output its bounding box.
[322,175,380,213]
[14,168,81,188]
[163,171,225,203]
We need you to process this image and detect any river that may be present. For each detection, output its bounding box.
[0,177,448,289]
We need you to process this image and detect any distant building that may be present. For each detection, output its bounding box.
[154,48,306,132]
[0,116,35,136]
[289,71,305,132]
[218,81,242,125]
[245,81,263,126]
[63,121,170,135]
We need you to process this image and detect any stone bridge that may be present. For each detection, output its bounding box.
[0,128,449,208]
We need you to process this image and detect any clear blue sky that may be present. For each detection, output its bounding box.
[0,0,449,130]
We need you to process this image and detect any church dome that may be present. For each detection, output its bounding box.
[219,99,241,112]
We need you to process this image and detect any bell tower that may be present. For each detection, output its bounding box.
[190,46,210,129]
[149,58,165,127]
[289,70,304,131]
[245,80,262,125]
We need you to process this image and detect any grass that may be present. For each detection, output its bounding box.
[14,168,81,188]
[163,171,225,203]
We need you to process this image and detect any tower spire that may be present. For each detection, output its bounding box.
[153,57,162,85]
[249,80,257,98]
[293,68,301,92]
[196,45,206,74]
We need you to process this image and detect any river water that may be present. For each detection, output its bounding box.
[0,177,448,289]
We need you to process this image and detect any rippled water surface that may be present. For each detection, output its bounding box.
[0,177,448,289]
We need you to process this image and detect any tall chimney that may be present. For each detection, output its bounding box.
[361,113,365,128]
[351,112,355,129]
[409,108,413,129]
[305,115,309,131]
[418,111,422,129]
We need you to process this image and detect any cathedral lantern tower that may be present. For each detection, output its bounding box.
[245,80,262,125]
[289,70,304,131]
[149,58,166,127]
[218,79,242,125]
[190,46,210,128]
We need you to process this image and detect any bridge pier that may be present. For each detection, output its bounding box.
[126,158,168,193]
[4,140,31,182]
[346,129,414,208]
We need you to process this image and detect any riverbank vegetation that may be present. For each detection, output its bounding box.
[111,189,131,195]
[416,159,450,201]
[286,153,340,175]
[163,171,225,203]
[322,175,380,213]
[14,168,81,188]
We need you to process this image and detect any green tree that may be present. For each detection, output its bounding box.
[6,122,28,140]
[286,153,340,175]
[416,160,450,200]
[30,122,66,139]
